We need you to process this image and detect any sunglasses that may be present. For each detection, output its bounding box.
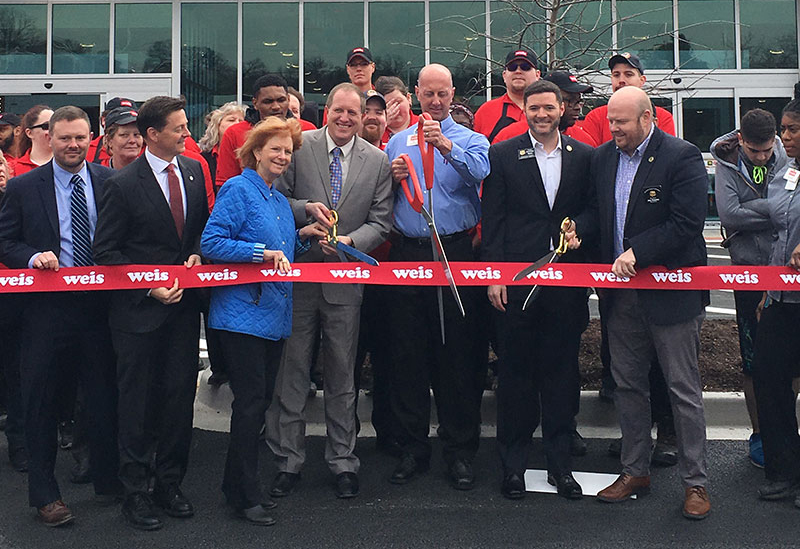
[506,62,534,72]
[29,122,49,131]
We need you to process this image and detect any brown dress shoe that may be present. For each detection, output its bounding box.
[683,486,711,520]
[37,500,74,527]
[597,474,651,502]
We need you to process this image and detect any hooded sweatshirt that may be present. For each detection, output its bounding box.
[710,129,787,266]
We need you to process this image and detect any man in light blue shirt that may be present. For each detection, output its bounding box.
[384,64,490,490]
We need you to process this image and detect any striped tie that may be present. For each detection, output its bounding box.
[70,174,93,267]
[330,147,342,207]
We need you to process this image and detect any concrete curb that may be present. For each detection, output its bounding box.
[194,370,763,440]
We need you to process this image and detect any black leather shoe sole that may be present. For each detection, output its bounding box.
[547,474,583,500]
[389,462,429,485]
[236,506,276,526]
[270,473,300,497]
[501,475,526,500]
[759,479,800,501]
[122,511,162,531]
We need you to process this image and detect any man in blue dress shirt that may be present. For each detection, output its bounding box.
[384,63,490,490]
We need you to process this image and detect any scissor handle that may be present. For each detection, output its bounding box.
[327,209,340,244]
[399,154,424,213]
[417,113,435,190]
[555,217,571,254]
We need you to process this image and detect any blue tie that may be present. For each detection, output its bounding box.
[330,147,342,207]
[70,174,93,267]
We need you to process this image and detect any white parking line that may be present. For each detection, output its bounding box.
[705,306,736,315]
[708,254,730,260]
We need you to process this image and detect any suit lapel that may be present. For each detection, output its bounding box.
[311,130,334,207]
[137,156,181,244]
[37,162,59,240]
[337,137,366,206]
[514,134,549,208]
[625,128,662,227]
[178,155,202,243]
[551,135,574,212]
[602,143,619,244]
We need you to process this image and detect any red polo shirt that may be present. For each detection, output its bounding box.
[9,151,41,177]
[381,112,419,147]
[473,93,524,139]
[492,120,598,147]
[580,104,675,144]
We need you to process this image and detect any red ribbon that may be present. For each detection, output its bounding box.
[0,262,796,293]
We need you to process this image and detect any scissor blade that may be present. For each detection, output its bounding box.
[513,250,559,281]
[421,208,466,318]
[521,253,563,311]
[335,241,380,266]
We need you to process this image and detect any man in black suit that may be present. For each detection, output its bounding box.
[93,96,208,531]
[584,86,710,520]
[0,106,121,527]
[482,80,595,500]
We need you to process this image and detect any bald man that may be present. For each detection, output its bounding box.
[384,64,490,490]
[576,87,710,519]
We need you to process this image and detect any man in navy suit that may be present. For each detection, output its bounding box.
[0,106,121,527]
[94,96,208,531]
[585,86,710,520]
[481,80,596,500]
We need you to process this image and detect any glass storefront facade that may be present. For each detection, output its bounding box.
[0,0,798,148]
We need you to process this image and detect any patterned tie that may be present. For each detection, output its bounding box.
[330,147,342,207]
[165,164,185,238]
[70,174,93,267]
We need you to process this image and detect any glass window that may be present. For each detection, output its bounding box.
[304,2,364,105]
[369,2,425,89]
[181,3,238,137]
[429,1,486,109]
[552,0,612,71]
[0,4,47,74]
[114,3,171,74]
[52,3,110,74]
[740,0,798,69]
[488,1,546,98]
[682,97,734,151]
[740,97,790,134]
[677,0,735,69]
[243,3,299,99]
[616,0,674,70]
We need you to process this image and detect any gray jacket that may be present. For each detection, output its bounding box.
[768,158,800,303]
[711,130,787,265]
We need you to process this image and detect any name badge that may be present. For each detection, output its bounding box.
[785,167,800,191]
[406,133,418,147]
[518,148,535,160]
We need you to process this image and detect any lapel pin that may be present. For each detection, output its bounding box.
[189,175,194,181]
[566,144,573,152]
[648,156,654,163]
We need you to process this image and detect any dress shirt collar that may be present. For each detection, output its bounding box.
[145,147,180,174]
[52,159,89,191]
[325,131,356,158]
[528,130,562,154]
[617,122,655,160]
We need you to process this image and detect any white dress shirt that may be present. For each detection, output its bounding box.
[529,130,562,210]
[325,131,356,185]
[145,148,187,217]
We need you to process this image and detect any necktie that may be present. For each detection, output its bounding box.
[330,147,342,207]
[70,174,93,267]
[165,164,185,238]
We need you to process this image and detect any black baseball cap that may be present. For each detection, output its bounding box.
[365,90,386,109]
[105,97,137,111]
[543,71,594,94]
[0,113,21,127]
[346,47,374,65]
[505,48,538,68]
[105,107,138,128]
[608,52,644,74]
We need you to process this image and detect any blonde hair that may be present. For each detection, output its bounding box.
[237,116,302,171]
[198,101,246,152]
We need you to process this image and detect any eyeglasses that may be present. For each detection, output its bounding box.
[506,62,534,72]
[29,122,49,131]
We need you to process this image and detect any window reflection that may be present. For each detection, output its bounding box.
[115,3,172,74]
[52,3,110,74]
[617,0,674,70]
[552,0,612,71]
[369,2,425,90]
[682,96,734,152]
[488,1,546,97]
[740,0,798,69]
[0,4,46,74]
[678,0,735,69]
[740,97,791,133]
[181,2,238,137]
[243,3,299,98]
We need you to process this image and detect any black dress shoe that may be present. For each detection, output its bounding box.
[448,459,475,491]
[262,499,277,510]
[570,430,588,457]
[501,473,526,500]
[236,505,276,526]
[376,437,403,458]
[69,455,91,484]
[759,478,800,500]
[547,472,583,500]
[207,372,229,387]
[8,446,27,473]
[122,492,162,531]
[335,472,360,499]
[270,472,300,497]
[389,454,429,485]
[153,485,194,518]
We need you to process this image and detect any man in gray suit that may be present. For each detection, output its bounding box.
[267,82,393,499]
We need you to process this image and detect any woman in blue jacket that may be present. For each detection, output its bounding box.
[201,117,326,526]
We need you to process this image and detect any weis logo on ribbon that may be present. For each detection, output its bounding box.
[525,267,563,280]
[63,271,105,285]
[651,269,692,283]
[460,267,501,280]
[329,267,371,279]
[0,273,34,287]
[126,269,170,283]
[392,266,434,280]
[719,271,759,285]
[589,271,630,283]
[197,268,238,282]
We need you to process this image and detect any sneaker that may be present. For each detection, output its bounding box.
[749,433,765,469]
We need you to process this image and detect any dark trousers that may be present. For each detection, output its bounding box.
[752,301,800,481]
[496,287,586,477]
[19,293,120,507]
[387,233,485,466]
[354,284,398,441]
[219,331,283,509]
[0,311,24,453]
[733,289,761,375]
[113,306,199,495]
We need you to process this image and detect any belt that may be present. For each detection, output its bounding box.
[398,229,471,247]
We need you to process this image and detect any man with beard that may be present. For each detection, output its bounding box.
[0,113,24,164]
[360,91,388,150]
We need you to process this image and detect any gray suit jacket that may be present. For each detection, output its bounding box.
[276,128,393,305]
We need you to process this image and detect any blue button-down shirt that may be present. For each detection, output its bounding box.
[42,160,97,268]
[614,124,654,258]
[385,115,490,237]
